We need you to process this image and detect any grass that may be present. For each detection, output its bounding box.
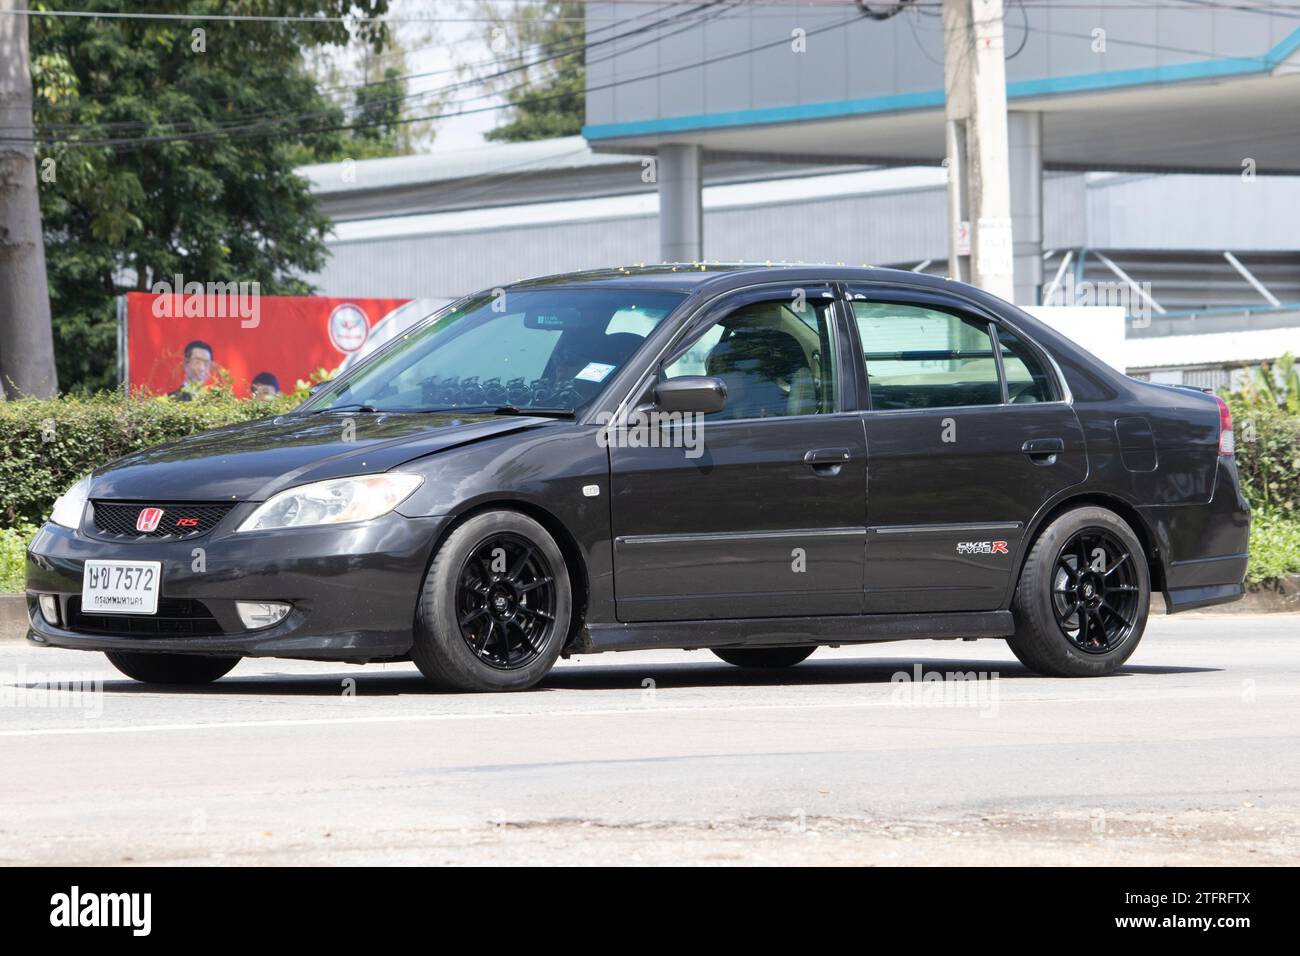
[0,525,37,594]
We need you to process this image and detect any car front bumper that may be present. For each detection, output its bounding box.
[25,513,450,661]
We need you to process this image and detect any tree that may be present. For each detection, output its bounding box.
[481,0,585,143]
[29,1,392,392]
[306,1,438,159]
[0,0,59,398]
[350,67,409,155]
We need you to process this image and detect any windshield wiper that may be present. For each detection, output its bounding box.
[309,402,378,415]
[363,404,576,418]
[489,405,575,418]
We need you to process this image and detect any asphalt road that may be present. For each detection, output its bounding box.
[1,615,1297,865]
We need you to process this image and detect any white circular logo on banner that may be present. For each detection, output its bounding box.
[328,303,369,353]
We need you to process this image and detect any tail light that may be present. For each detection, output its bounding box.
[1215,395,1234,456]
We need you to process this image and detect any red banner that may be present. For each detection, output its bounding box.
[123,293,415,399]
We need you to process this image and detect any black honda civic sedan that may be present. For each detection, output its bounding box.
[26,265,1250,691]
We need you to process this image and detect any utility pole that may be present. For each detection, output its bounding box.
[942,0,1014,302]
[0,0,59,398]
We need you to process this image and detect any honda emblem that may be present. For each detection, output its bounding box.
[136,507,164,533]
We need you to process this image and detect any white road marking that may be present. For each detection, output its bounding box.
[0,685,1290,738]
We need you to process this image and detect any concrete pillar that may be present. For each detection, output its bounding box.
[942,0,1014,302]
[1008,111,1044,306]
[657,144,703,263]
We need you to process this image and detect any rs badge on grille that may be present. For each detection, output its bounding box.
[135,507,164,533]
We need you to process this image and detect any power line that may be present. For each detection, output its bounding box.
[23,0,1300,121]
[11,0,1300,20]
[13,0,1300,148]
[13,2,735,140]
[15,4,754,148]
[27,0,696,111]
[20,1,714,123]
[3,8,872,149]
[0,0,886,26]
[1005,0,1030,60]
[904,3,1294,64]
[2,6,597,25]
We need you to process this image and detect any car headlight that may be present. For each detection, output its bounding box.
[236,473,423,532]
[49,475,91,529]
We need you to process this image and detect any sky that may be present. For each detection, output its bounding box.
[415,10,503,151]
[366,0,518,153]
[309,0,512,154]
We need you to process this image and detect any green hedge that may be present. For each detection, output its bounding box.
[1246,507,1300,586]
[1224,395,1300,515]
[1223,391,1300,585]
[0,390,302,529]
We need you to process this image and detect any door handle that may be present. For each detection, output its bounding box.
[804,448,851,475]
[1022,437,1064,464]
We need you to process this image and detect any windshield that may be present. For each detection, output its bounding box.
[306,288,685,415]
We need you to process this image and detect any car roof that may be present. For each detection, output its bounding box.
[505,263,957,295]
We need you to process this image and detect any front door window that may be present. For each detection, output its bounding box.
[665,297,839,420]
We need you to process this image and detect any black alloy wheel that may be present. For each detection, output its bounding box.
[1050,527,1142,655]
[456,532,558,670]
[412,510,572,692]
[1009,505,1151,678]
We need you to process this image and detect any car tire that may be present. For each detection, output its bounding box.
[104,651,240,684]
[711,646,816,668]
[1009,506,1150,677]
[412,510,572,692]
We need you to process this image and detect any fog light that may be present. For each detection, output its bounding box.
[38,594,60,626]
[235,601,291,630]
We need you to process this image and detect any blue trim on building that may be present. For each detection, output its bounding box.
[582,27,1300,141]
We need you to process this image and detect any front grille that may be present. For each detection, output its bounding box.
[91,501,234,540]
[66,597,224,636]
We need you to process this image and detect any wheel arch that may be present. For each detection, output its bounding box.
[425,498,591,646]
[1015,493,1165,599]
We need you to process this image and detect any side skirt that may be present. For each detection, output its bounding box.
[573,610,1015,654]
[1163,583,1245,613]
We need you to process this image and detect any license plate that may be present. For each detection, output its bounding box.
[82,560,162,615]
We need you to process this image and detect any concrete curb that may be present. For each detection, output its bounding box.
[1,593,30,644]
[4,575,1298,645]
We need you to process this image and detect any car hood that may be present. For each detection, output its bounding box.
[88,412,551,502]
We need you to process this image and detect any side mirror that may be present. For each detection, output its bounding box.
[654,376,727,415]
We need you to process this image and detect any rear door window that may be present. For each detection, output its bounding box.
[851,302,1002,410]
